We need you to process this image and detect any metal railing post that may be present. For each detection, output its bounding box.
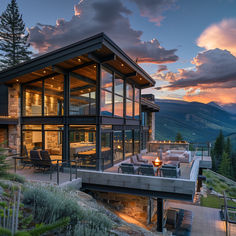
[201,147,203,160]
[57,160,59,185]
[14,158,17,173]
[75,161,78,179]
[69,161,72,181]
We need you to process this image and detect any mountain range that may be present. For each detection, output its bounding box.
[154,99,236,150]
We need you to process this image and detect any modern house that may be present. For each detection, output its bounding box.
[0,32,159,170]
[0,33,211,232]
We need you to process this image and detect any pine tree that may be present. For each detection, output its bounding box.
[0,0,31,69]
[175,132,183,142]
[219,152,231,178]
[225,137,231,157]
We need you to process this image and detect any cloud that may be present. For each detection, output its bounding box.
[157,65,168,72]
[183,88,236,105]
[28,0,178,64]
[130,0,177,26]
[162,48,236,89]
[156,48,236,104]
[197,18,236,56]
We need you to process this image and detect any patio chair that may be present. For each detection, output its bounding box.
[130,155,143,166]
[138,164,155,176]
[136,153,148,163]
[40,150,61,171]
[118,163,137,174]
[20,145,32,169]
[160,164,180,178]
[30,150,42,169]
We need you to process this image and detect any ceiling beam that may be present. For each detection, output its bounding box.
[70,84,94,93]
[70,72,96,85]
[125,72,137,78]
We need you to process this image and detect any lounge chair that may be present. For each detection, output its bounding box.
[30,150,42,169]
[130,155,143,166]
[160,164,180,178]
[118,163,137,174]
[136,153,148,163]
[20,145,32,168]
[138,164,155,176]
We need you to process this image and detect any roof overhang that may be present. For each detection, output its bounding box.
[0,33,155,88]
[141,98,160,112]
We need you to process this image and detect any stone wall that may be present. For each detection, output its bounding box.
[8,84,21,152]
[0,128,8,147]
[93,191,160,225]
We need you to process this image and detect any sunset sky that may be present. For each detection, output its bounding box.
[1,0,236,105]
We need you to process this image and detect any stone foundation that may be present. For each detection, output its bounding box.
[93,191,161,225]
[0,128,8,147]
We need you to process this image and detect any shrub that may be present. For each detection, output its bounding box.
[23,185,113,233]
[4,173,25,184]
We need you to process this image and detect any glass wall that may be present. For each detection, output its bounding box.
[134,129,140,154]
[114,77,124,117]
[125,130,133,158]
[134,88,140,119]
[113,131,123,162]
[23,81,42,116]
[22,125,42,158]
[70,76,96,115]
[101,67,113,116]
[126,83,133,118]
[69,125,96,169]
[101,131,112,168]
[44,76,64,116]
[44,125,63,157]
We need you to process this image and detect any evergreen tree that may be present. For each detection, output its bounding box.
[214,130,224,157]
[0,0,31,69]
[175,132,183,142]
[219,152,231,178]
[225,137,232,157]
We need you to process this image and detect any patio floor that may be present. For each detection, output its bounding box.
[105,155,193,179]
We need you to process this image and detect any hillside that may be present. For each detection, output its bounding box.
[155,99,236,145]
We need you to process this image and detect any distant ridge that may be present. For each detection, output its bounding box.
[154,99,236,145]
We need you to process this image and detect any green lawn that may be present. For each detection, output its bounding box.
[203,170,236,198]
[200,195,236,209]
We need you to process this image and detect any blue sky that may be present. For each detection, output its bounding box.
[1,0,236,104]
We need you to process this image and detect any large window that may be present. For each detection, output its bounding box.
[125,130,133,158]
[69,125,96,169]
[101,68,113,116]
[126,83,133,118]
[113,131,123,162]
[22,124,63,159]
[134,129,140,154]
[23,81,42,116]
[44,76,64,116]
[114,77,124,117]
[134,88,140,119]
[101,131,112,168]
[44,125,63,157]
[70,76,96,115]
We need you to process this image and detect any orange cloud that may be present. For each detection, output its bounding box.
[183,87,236,105]
[197,18,236,56]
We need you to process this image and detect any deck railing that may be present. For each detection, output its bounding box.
[220,192,236,236]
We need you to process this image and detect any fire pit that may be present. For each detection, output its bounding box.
[152,157,162,167]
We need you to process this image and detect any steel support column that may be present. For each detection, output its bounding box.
[197,168,203,192]
[157,198,163,232]
[96,63,102,171]
[63,72,70,161]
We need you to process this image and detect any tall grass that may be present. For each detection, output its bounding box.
[23,184,113,234]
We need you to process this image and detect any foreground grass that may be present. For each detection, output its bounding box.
[200,195,236,209]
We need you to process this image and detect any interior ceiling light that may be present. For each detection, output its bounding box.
[77,58,81,62]
[121,63,124,67]
[16,79,19,82]
[43,70,47,74]
[52,77,54,80]
[140,78,142,81]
